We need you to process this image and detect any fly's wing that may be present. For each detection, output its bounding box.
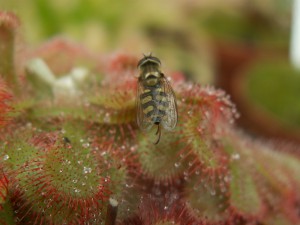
[160,75,178,130]
[136,79,155,131]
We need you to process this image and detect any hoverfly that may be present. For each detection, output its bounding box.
[136,54,178,144]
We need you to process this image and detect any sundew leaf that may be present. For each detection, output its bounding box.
[89,90,135,110]
[89,104,136,125]
[229,159,263,215]
[0,200,15,225]
[1,134,39,172]
[10,99,36,117]
[88,90,136,124]
[180,85,237,171]
[184,113,219,169]
[263,213,295,225]
[29,104,88,119]
[223,138,263,215]
[154,222,180,225]
[0,175,8,206]
[0,12,19,90]
[184,174,229,222]
[255,145,300,187]
[10,132,110,224]
[18,99,91,125]
[137,127,189,181]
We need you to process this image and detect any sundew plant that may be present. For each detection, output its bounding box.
[0,12,300,225]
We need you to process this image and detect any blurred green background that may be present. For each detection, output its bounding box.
[0,0,292,47]
[1,0,300,138]
[0,0,292,78]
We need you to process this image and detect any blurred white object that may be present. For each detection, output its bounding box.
[26,58,89,99]
[53,76,77,98]
[26,58,56,97]
[70,67,89,85]
[26,58,56,85]
[291,0,300,69]
[53,67,89,98]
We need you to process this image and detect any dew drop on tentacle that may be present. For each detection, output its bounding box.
[83,166,92,174]
[3,154,9,160]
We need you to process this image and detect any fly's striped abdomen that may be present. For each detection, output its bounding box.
[140,85,169,124]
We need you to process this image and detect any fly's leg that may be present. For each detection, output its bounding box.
[154,124,161,145]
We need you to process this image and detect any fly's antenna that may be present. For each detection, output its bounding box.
[154,124,161,145]
[142,52,152,57]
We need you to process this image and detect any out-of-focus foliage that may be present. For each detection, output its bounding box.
[0,0,291,44]
[0,0,293,85]
[246,59,300,128]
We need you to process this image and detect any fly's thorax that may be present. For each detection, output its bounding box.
[143,77,159,86]
[139,61,160,76]
[139,65,162,87]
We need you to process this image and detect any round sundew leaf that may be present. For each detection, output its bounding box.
[263,213,296,225]
[0,12,19,89]
[0,79,12,127]
[154,221,180,225]
[88,142,137,222]
[8,99,36,119]
[114,188,141,221]
[184,174,229,222]
[179,85,237,171]
[1,134,39,172]
[223,138,263,216]
[183,113,220,169]
[102,165,135,219]
[253,145,300,190]
[250,146,300,223]
[0,200,15,225]
[89,89,136,124]
[44,133,105,198]
[14,155,107,224]
[222,134,263,215]
[0,174,8,206]
[229,159,263,215]
[43,146,101,199]
[28,104,88,120]
[137,126,189,181]
[89,90,135,110]
[9,131,112,224]
[91,105,136,124]
[222,131,300,222]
